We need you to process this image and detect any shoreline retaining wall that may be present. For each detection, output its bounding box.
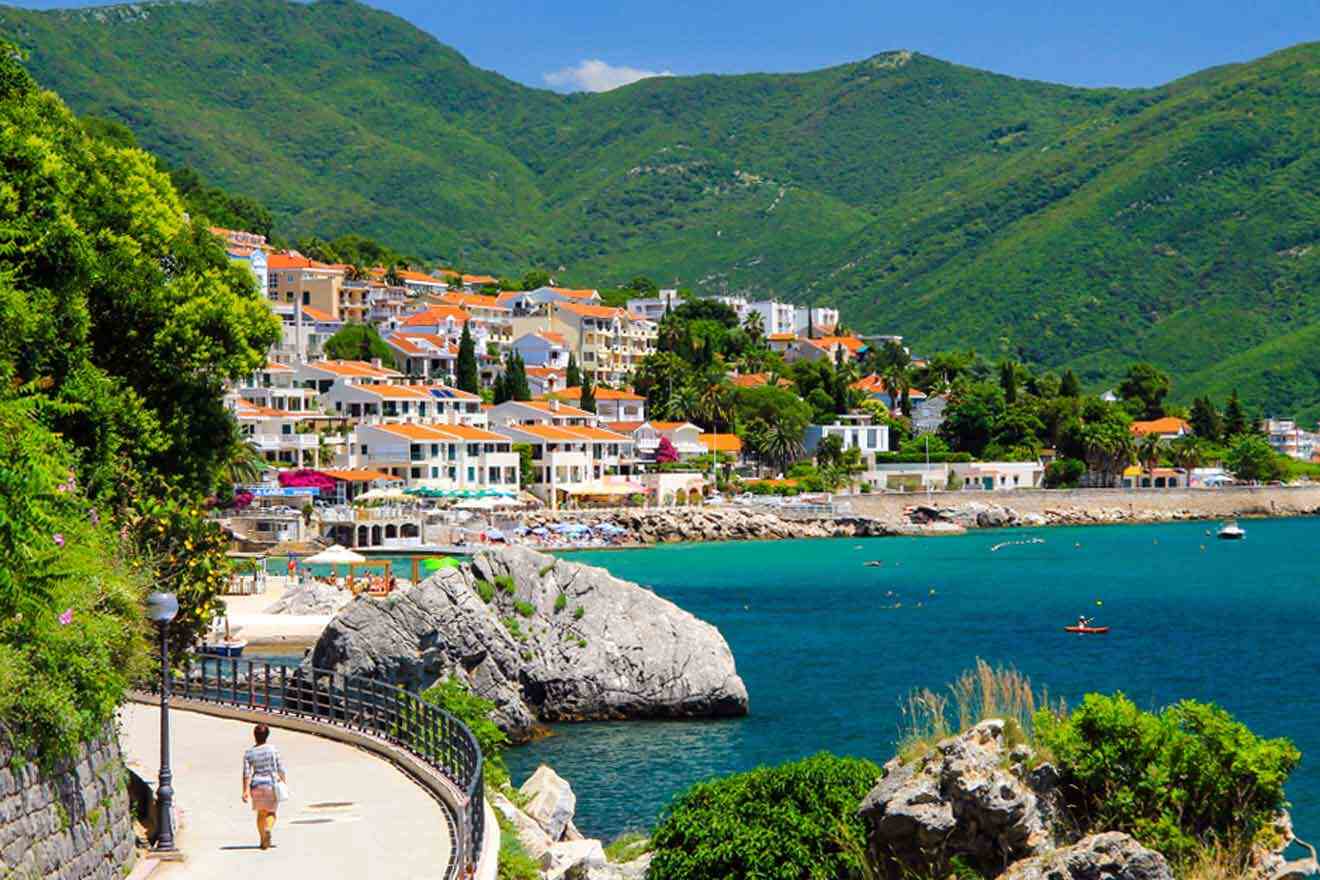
[0,722,135,880]
[839,484,1320,521]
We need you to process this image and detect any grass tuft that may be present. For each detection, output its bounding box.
[603,831,651,863]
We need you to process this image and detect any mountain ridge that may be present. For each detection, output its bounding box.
[4,0,1320,418]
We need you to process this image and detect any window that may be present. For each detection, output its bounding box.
[302,292,310,305]
[281,424,292,435]
[467,466,475,483]
[361,445,369,455]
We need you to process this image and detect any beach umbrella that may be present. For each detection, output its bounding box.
[419,556,462,575]
[303,544,367,565]
[356,487,411,502]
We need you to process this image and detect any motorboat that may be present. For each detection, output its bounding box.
[198,616,247,658]
[1217,520,1246,540]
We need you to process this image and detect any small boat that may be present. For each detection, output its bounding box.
[1063,625,1110,634]
[864,560,883,567]
[1217,520,1246,540]
[198,616,247,658]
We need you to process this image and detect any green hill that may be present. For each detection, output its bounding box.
[3,0,1320,419]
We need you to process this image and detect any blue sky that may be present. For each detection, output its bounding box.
[12,0,1319,92]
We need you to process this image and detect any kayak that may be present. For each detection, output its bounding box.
[1063,625,1110,634]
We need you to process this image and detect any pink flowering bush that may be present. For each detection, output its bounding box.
[0,399,149,762]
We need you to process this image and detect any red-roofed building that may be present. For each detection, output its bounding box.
[542,386,646,422]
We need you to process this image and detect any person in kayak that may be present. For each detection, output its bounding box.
[1076,615,1094,628]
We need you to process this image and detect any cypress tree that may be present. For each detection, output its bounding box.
[566,352,581,388]
[1223,389,1250,437]
[456,322,479,393]
[1189,395,1222,441]
[1060,368,1081,398]
[580,370,597,414]
[512,351,532,401]
[492,352,513,403]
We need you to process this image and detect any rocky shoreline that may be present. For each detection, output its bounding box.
[519,499,1319,547]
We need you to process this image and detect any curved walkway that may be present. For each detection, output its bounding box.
[120,702,452,879]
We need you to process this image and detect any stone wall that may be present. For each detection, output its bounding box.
[841,484,1320,522]
[0,722,135,880]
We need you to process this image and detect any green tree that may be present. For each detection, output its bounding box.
[1080,417,1135,486]
[998,359,1020,404]
[1225,434,1283,482]
[579,371,597,414]
[1118,363,1172,420]
[456,322,480,393]
[815,434,845,468]
[323,323,393,363]
[512,443,535,490]
[1170,435,1203,471]
[520,269,551,290]
[420,677,510,788]
[565,352,582,388]
[1189,395,1223,441]
[649,753,881,880]
[1059,368,1082,398]
[1223,389,1251,437]
[509,351,531,401]
[939,382,1005,457]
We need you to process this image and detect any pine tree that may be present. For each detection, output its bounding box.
[1060,369,1081,398]
[1223,389,1250,437]
[580,370,597,414]
[566,352,581,388]
[1189,395,1222,441]
[512,352,532,401]
[456,322,479,393]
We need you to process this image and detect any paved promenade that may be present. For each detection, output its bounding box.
[120,703,452,879]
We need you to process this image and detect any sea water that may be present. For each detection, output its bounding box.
[506,517,1320,840]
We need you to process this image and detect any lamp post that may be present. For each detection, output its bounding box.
[145,591,179,853]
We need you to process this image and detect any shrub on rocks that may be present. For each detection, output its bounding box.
[1034,693,1299,865]
[648,752,881,880]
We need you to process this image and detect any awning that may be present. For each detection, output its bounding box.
[566,480,644,496]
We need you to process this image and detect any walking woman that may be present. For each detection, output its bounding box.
[241,723,287,850]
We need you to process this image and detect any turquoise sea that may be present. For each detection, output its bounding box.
[506,518,1320,841]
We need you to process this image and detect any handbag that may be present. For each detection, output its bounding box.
[275,780,290,803]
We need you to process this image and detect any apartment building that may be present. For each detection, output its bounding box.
[386,333,457,381]
[510,302,657,387]
[746,300,797,337]
[1263,418,1320,460]
[293,359,402,394]
[239,361,321,413]
[793,306,839,337]
[543,387,646,422]
[266,254,349,319]
[626,288,682,322]
[233,400,321,467]
[345,423,519,491]
[512,331,571,370]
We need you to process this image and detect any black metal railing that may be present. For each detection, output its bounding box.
[160,655,484,878]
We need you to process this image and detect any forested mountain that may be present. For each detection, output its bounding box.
[4,0,1319,417]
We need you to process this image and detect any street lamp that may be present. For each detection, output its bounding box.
[145,591,179,853]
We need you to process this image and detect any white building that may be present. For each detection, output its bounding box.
[793,306,839,337]
[1263,418,1319,461]
[512,331,572,370]
[626,289,682,322]
[344,423,519,491]
[746,300,797,337]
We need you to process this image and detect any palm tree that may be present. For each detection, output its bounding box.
[742,311,765,346]
[761,418,805,476]
[696,369,731,432]
[661,383,700,423]
[882,361,912,417]
[1137,433,1163,471]
[220,423,269,486]
[1081,421,1135,487]
[1170,435,1203,472]
[384,264,404,287]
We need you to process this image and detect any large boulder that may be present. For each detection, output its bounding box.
[521,765,577,841]
[995,833,1173,880]
[264,581,353,615]
[309,545,748,739]
[860,720,1067,878]
[492,791,554,861]
[541,839,607,880]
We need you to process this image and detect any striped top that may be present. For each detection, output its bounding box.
[243,744,284,788]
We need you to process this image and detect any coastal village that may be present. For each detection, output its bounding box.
[214,225,1320,555]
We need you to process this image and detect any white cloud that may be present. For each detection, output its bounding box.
[543,59,674,93]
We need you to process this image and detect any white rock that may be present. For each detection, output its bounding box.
[520,764,577,841]
[491,792,553,860]
[540,839,606,880]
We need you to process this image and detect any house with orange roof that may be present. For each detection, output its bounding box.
[240,361,321,415]
[510,300,657,387]
[318,379,435,423]
[615,421,707,461]
[231,399,321,468]
[501,285,601,315]
[765,332,798,355]
[384,332,457,382]
[393,269,448,297]
[787,335,866,364]
[851,373,929,410]
[293,359,402,396]
[1130,417,1192,439]
[512,330,571,371]
[524,366,567,397]
[729,372,792,389]
[486,398,599,429]
[439,290,511,321]
[345,422,519,492]
[492,421,634,505]
[266,253,348,320]
[542,386,646,423]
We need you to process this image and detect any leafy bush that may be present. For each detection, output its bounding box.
[474,579,495,603]
[420,676,510,788]
[554,593,567,613]
[494,574,516,594]
[1044,457,1086,488]
[513,600,535,618]
[502,617,528,642]
[573,606,585,620]
[0,400,150,761]
[1035,693,1299,863]
[649,752,881,880]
